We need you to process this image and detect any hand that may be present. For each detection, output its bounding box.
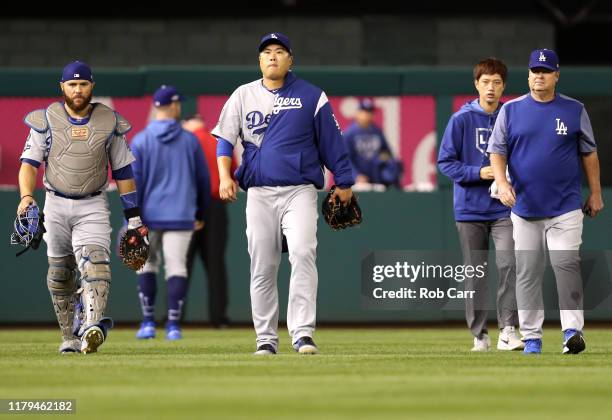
[497,181,516,208]
[219,177,237,202]
[583,193,604,218]
[480,166,495,180]
[194,220,205,230]
[355,174,370,184]
[330,186,353,206]
[17,195,35,215]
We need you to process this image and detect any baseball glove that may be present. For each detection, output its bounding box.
[118,225,150,271]
[322,186,362,230]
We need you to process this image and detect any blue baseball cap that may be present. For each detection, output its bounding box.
[359,98,375,112]
[258,32,292,55]
[529,48,559,71]
[61,61,93,82]
[153,85,184,107]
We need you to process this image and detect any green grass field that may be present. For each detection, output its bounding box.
[1,327,612,420]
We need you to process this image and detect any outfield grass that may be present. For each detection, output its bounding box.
[1,327,612,420]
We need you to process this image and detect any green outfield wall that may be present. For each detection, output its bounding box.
[2,65,612,97]
[2,188,611,324]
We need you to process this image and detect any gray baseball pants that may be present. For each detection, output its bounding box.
[511,209,584,340]
[138,230,194,279]
[246,185,318,351]
[43,191,112,260]
[456,218,518,337]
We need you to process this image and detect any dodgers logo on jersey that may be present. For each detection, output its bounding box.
[246,111,271,135]
[272,96,303,114]
[475,127,491,153]
[555,118,567,135]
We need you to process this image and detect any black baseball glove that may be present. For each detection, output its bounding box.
[321,186,362,230]
[119,225,150,271]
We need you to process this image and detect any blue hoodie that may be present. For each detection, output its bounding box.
[131,119,211,230]
[437,99,509,222]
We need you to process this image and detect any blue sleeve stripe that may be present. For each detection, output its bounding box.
[216,137,234,157]
[112,164,134,180]
[21,158,41,168]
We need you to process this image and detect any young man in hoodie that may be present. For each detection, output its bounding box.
[212,33,354,355]
[130,85,211,340]
[438,58,523,352]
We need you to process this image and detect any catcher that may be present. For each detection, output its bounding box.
[15,61,149,355]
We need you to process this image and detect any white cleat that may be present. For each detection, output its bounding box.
[81,326,105,354]
[471,333,491,352]
[497,326,525,351]
[59,338,81,354]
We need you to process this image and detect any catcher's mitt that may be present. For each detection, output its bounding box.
[322,186,362,230]
[119,225,150,270]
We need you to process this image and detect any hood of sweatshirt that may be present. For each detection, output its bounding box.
[459,99,502,118]
[147,119,182,143]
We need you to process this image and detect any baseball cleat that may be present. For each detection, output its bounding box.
[136,320,156,339]
[81,326,105,354]
[523,338,542,355]
[59,338,81,354]
[471,333,491,352]
[253,344,277,355]
[293,336,318,354]
[165,323,182,341]
[563,329,586,354]
[497,326,525,351]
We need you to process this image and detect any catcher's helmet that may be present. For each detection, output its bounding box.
[11,204,45,250]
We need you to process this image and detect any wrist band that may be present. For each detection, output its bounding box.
[124,206,141,220]
[20,195,34,200]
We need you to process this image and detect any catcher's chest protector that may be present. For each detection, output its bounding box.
[45,102,115,196]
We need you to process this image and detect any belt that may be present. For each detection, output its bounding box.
[46,189,102,200]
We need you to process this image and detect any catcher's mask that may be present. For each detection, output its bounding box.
[11,204,46,256]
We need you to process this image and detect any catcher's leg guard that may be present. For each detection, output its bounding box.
[78,245,111,332]
[47,255,79,345]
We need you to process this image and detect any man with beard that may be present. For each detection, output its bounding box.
[17,61,148,354]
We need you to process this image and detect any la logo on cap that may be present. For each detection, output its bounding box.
[539,52,546,62]
[74,73,80,77]
[271,33,278,39]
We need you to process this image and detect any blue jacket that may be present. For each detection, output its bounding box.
[214,72,354,190]
[131,119,211,230]
[437,99,509,221]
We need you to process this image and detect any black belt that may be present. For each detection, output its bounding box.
[46,189,102,200]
